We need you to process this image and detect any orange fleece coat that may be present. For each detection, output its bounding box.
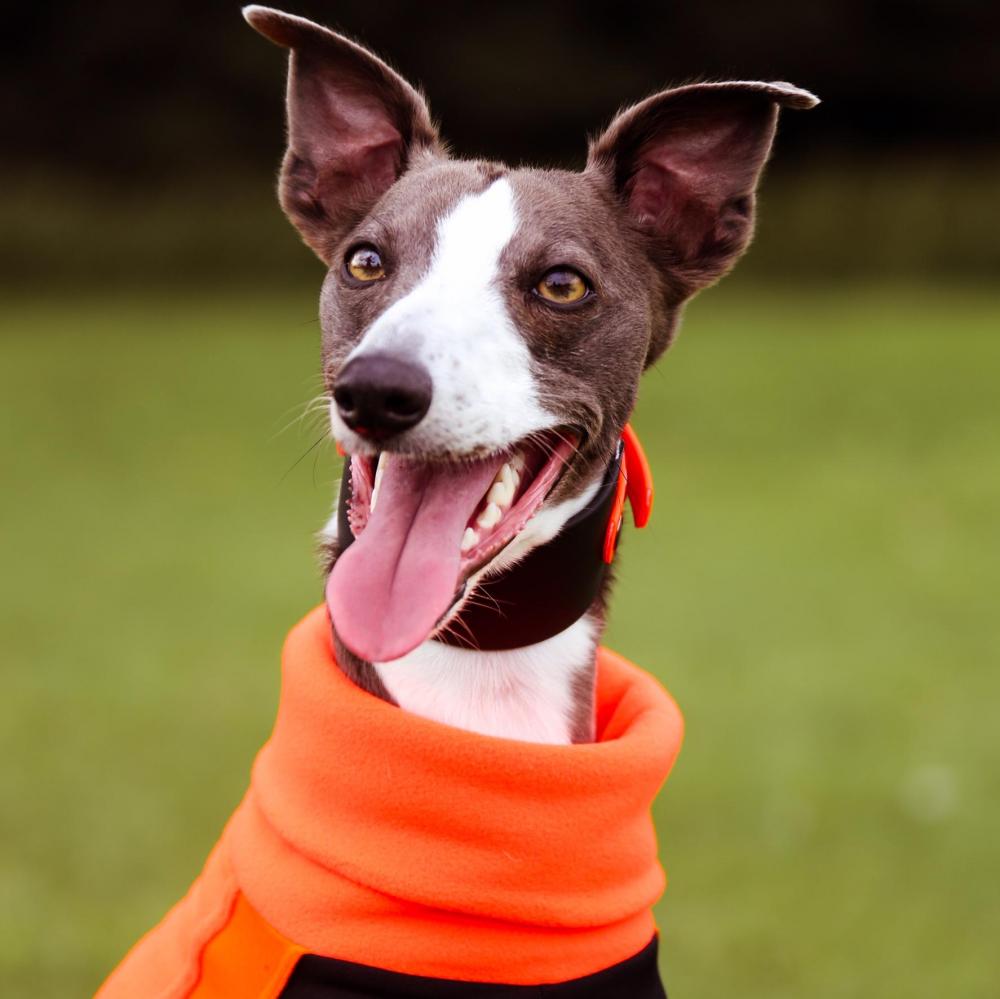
[97,606,684,997]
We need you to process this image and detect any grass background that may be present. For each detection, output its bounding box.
[2,280,998,996]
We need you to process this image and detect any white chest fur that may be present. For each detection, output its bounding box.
[374,615,597,744]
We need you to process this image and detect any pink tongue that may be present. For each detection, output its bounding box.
[326,455,504,662]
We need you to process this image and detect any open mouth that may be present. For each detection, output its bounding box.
[325,429,578,662]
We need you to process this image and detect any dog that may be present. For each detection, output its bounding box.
[96,7,816,997]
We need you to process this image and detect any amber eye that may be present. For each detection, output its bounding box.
[345,245,386,283]
[534,268,590,305]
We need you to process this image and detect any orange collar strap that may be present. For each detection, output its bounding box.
[602,422,654,563]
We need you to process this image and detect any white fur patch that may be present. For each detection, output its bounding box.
[375,615,597,744]
[331,178,555,456]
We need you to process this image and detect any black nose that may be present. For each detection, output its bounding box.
[333,353,433,441]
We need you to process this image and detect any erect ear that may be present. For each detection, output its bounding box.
[586,80,818,299]
[244,6,443,262]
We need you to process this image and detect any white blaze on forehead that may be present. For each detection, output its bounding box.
[428,176,518,293]
[338,178,555,455]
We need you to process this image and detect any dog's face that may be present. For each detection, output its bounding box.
[319,162,649,474]
[245,7,816,662]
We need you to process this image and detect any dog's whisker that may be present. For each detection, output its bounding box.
[459,594,502,620]
[437,615,480,651]
[279,432,330,484]
[462,586,509,617]
[311,436,327,489]
[270,394,332,442]
[521,427,582,470]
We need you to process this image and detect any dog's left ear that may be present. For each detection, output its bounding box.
[587,81,817,358]
[244,6,442,262]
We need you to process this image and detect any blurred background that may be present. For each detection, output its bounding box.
[2,1,998,996]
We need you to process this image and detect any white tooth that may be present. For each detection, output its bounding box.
[461,527,479,553]
[510,452,526,473]
[477,502,502,530]
[371,456,385,512]
[501,463,515,488]
[487,480,514,508]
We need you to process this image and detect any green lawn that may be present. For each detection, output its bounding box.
[2,283,997,997]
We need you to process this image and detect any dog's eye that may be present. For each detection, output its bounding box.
[534,268,590,305]
[345,245,386,283]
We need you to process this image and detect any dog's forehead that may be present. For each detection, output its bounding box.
[374,159,506,241]
[374,160,618,262]
[506,169,614,231]
[504,169,629,269]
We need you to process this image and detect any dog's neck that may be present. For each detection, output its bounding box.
[374,614,599,744]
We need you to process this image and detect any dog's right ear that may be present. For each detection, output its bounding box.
[243,6,442,262]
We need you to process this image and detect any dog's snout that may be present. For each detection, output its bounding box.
[333,353,433,441]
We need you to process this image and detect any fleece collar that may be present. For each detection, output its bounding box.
[222,606,684,984]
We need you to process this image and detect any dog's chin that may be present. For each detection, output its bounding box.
[326,427,581,663]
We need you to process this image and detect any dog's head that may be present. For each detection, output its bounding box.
[245,6,817,662]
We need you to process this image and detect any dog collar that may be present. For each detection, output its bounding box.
[336,424,653,653]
